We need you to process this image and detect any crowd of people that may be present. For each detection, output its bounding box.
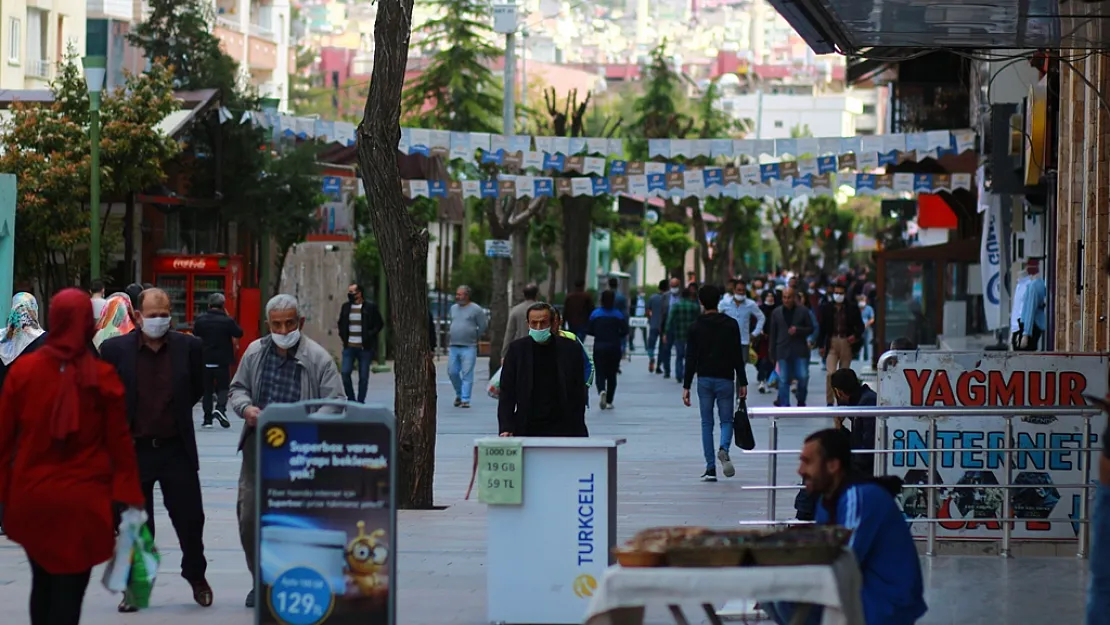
[0,283,348,624]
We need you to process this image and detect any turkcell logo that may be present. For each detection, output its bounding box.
[984,209,1001,305]
[576,473,596,566]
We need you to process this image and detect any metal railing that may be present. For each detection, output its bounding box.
[742,405,1102,558]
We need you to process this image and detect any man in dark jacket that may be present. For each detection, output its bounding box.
[562,280,594,341]
[768,287,813,407]
[192,293,243,429]
[817,280,864,406]
[498,303,588,437]
[337,283,385,402]
[99,288,212,610]
[587,290,627,409]
[830,368,878,475]
[682,285,748,482]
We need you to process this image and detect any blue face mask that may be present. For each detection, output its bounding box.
[529,327,552,343]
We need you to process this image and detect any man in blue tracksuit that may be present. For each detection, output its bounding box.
[764,428,927,625]
[587,290,628,410]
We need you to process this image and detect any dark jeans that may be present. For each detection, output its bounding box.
[776,356,809,406]
[135,440,208,583]
[628,327,647,350]
[341,346,375,402]
[673,340,688,382]
[594,348,622,402]
[28,558,91,625]
[201,364,230,421]
[647,327,663,358]
[658,334,674,374]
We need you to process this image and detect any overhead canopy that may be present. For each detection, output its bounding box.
[767,0,1109,54]
[0,89,220,139]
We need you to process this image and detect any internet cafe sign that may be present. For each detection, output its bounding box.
[877,351,1107,541]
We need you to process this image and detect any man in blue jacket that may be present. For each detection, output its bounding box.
[765,428,927,625]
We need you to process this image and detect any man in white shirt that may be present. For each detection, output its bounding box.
[90,279,107,321]
[719,278,765,371]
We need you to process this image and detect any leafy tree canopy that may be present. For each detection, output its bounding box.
[648,222,693,275]
[402,0,503,133]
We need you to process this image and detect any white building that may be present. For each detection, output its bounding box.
[214,0,293,107]
[1,0,86,88]
[718,92,864,139]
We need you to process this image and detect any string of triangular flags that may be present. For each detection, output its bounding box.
[229,109,977,166]
[401,170,975,201]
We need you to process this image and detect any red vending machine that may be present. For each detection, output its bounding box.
[152,254,244,331]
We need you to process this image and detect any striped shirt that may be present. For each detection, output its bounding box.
[348,303,363,346]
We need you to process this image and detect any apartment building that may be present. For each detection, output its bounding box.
[214,0,293,106]
[0,0,86,88]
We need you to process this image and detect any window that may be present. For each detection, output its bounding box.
[8,18,20,64]
[25,9,48,77]
[862,104,876,115]
[773,120,784,128]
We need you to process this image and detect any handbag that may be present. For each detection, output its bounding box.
[733,398,756,451]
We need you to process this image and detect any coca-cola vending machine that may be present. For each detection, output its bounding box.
[153,254,244,331]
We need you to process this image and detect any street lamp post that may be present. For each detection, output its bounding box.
[82,55,106,281]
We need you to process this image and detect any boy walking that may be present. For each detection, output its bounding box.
[682,285,749,482]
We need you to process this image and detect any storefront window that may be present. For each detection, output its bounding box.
[885,260,938,346]
[162,210,221,254]
[946,262,987,336]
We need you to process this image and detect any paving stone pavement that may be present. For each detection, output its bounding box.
[0,352,1087,624]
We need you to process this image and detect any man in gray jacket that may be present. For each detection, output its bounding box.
[229,294,345,609]
[501,284,538,358]
[768,287,814,407]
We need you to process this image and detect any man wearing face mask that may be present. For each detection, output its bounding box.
[337,283,385,403]
[229,294,345,608]
[498,303,589,437]
[718,278,765,372]
[99,288,213,611]
[816,280,864,407]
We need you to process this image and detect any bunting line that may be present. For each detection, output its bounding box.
[401,170,975,201]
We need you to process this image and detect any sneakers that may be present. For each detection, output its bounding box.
[717,448,736,478]
[454,397,462,407]
[201,420,213,429]
[245,589,255,608]
[701,469,718,482]
[460,401,471,409]
[213,409,231,429]
[758,382,767,394]
[599,391,609,410]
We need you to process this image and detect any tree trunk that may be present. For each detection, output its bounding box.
[123,194,135,281]
[356,0,437,510]
[488,256,511,375]
[510,226,528,305]
[561,196,592,289]
[546,258,558,302]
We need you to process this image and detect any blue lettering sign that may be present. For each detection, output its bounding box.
[891,429,1084,471]
[577,474,595,566]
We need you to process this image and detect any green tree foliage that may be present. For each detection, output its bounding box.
[402,0,502,133]
[451,254,493,305]
[1,55,177,294]
[628,43,694,160]
[247,143,327,272]
[127,0,235,92]
[806,195,857,270]
[610,231,643,272]
[648,222,693,278]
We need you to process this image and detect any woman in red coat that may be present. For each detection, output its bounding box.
[0,288,144,625]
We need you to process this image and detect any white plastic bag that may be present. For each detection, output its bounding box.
[487,367,503,399]
[102,508,146,593]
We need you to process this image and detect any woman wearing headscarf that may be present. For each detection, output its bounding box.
[0,293,47,392]
[0,288,144,625]
[92,292,137,350]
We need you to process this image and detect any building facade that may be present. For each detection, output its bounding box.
[213,0,293,106]
[1,0,86,88]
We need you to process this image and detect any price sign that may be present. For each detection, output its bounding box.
[629,316,649,328]
[478,439,524,505]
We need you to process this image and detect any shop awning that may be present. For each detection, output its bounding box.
[768,0,1110,54]
[0,89,220,139]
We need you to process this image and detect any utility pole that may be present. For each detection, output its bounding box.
[520,29,528,111]
[494,2,518,134]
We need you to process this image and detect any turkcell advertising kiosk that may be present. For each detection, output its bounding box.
[255,401,396,625]
[475,436,625,624]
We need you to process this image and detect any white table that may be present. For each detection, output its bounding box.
[583,551,863,625]
[479,436,626,625]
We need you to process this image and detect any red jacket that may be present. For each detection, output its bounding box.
[0,352,144,573]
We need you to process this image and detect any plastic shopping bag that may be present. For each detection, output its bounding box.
[487,367,503,399]
[125,523,161,609]
[102,508,145,593]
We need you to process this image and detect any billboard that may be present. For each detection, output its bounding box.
[877,350,1107,540]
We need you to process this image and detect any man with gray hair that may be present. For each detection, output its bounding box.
[448,284,488,408]
[193,292,243,428]
[229,293,345,608]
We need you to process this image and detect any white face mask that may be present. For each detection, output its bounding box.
[141,316,171,339]
[271,329,301,350]
[858,301,866,309]
[734,294,747,303]
[670,287,680,295]
[833,294,845,304]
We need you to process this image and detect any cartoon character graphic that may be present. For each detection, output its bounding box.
[344,521,388,597]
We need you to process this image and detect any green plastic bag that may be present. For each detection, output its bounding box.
[124,524,160,609]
